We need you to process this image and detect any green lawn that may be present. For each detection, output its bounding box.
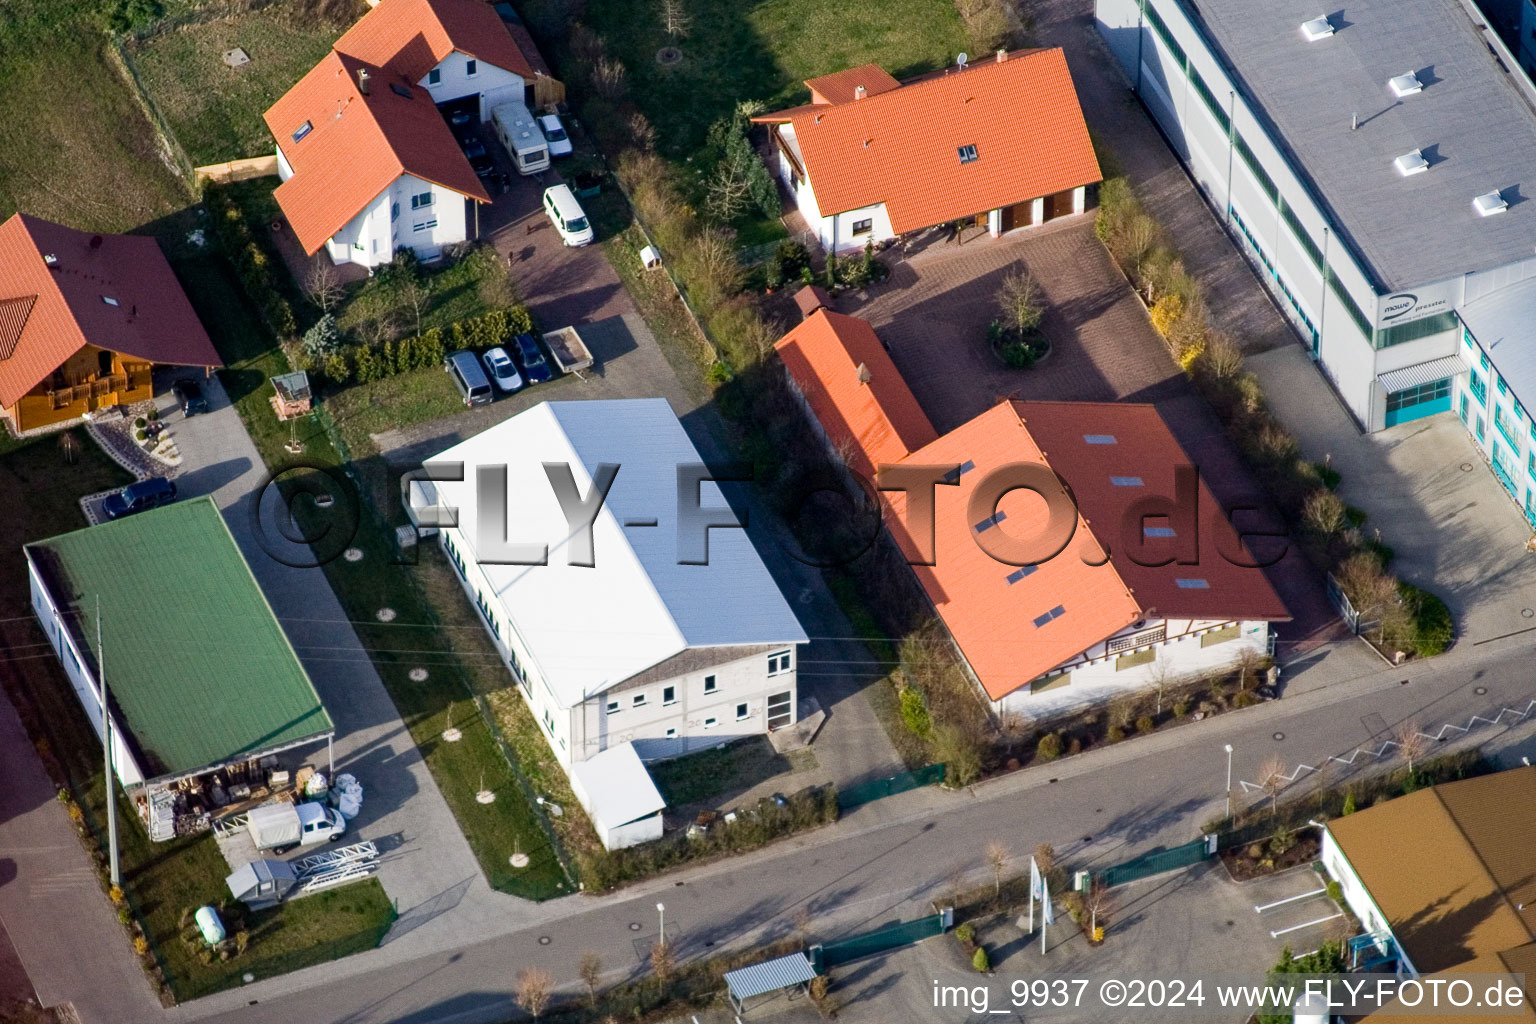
[173,252,574,901]
[648,737,816,807]
[126,3,352,166]
[0,436,395,1003]
[0,1,189,227]
[574,0,968,158]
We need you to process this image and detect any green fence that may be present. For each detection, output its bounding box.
[810,909,950,971]
[1097,835,1215,888]
[837,764,946,810]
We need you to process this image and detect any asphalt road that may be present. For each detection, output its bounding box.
[163,631,1536,1024]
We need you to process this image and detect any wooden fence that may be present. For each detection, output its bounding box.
[194,156,279,186]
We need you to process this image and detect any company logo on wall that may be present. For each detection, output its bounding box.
[1381,291,1451,324]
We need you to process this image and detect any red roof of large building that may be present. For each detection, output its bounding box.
[774,308,937,478]
[0,214,221,408]
[265,0,515,254]
[755,48,1101,234]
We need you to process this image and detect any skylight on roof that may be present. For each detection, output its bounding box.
[1032,604,1066,628]
[1005,566,1036,585]
[957,144,978,164]
[1394,149,1428,177]
[1144,526,1177,538]
[292,120,313,143]
[1388,72,1423,97]
[1110,476,1144,487]
[1084,434,1117,445]
[1175,578,1210,589]
[1474,191,1509,217]
[390,83,413,99]
[1300,16,1333,41]
[101,296,120,306]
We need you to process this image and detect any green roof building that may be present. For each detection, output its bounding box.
[24,497,333,837]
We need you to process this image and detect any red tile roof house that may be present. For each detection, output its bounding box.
[752,49,1103,254]
[776,307,1290,715]
[0,214,221,435]
[263,0,541,269]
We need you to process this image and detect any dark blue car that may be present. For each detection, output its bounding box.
[512,333,553,384]
[103,477,177,520]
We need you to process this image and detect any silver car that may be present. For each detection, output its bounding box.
[482,346,524,392]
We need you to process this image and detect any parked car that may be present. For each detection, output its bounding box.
[482,346,524,392]
[447,108,475,129]
[460,136,495,178]
[542,185,593,247]
[538,114,573,158]
[171,377,207,415]
[103,477,177,520]
[246,801,345,854]
[512,332,553,384]
[445,351,494,406]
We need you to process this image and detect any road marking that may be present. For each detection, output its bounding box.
[1270,912,1343,938]
[1254,887,1326,913]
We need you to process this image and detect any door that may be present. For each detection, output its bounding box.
[766,691,793,730]
[1043,190,1075,221]
[1000,201,1033,232]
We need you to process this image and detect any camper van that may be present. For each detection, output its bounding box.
[491,102,551,176]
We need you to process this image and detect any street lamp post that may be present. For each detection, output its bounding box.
[657,902,666,947]
[1224,744,1235,821]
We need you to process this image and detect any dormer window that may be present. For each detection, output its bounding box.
[957,144,979,164]
[102,296,120,306]
[427,68,441,86]
[292,120,313,143]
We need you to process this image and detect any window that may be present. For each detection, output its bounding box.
[704,716,719,729]
[1032,605,1066,628]
[1144,3,1185,66]
[957,144,978,164]
[1144,525,1177,538]
[413,219,437,232]
[1279,202,1322,270]
[411,192,433,209]
[391,202,399,222]
[767,690,793,729]
[1470,372,1487,407]
[1481,350,1491,371]
[1110,476,1144,487]
[768,652,792,675]
[632,693,648,707]
[1497,404,1520,448]
[1385,378,1451,414]
[101,296,120,307]
[1498,375,1509,396]
[663,685,676,705]
[1189,67,1228,131]
[1175,578,1210,589]
[851,217,873,235]
[703,674,718,694]
[606,700,620,715]
[427,68,441,85]
[465,59,477,76]
[1084,434,1117,445]
[1325,266,1373,341]
[1234,134,1278,203]
[542,708,554,733]
[292,120,313,143]
[1376,311,1460,349]
[736,703,749,720]
[665,727,677,738]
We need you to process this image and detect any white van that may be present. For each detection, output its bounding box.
[542,185,594,247]
[491,102,551,176]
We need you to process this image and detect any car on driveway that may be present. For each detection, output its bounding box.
[103,477,177,520]
[482,346,524,392]
[538,114,572,158]
[511,332,553,384]
[542,185,593,247]
[460,135,495,178]
[172,377,207,415]
[447,108,475,129]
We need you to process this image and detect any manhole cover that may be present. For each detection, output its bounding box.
[1475,686,1488,695]
[1461,462,1474,472]
[629,922,642,931]
[657,46,683,66]
[538,935,551,945]
[409,667,429,682]
[1273,731,1286,741]
[343,547,364,562]
[222,47,250,68]
[376,607,397,622]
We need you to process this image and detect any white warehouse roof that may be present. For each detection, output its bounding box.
[424,399,807,707]
[570,741,666,830]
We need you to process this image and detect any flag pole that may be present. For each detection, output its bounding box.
[100,596,120,887]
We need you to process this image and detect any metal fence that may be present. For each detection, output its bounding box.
[809,909,950,971]
[837,763,946,810]
[1325,572,1377,635]
[1097,835,1215,888]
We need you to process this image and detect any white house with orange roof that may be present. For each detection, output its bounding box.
[753,49,1102,253]
[264,0,540,268]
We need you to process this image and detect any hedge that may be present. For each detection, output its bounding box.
[205,186,298,340]
[298,308,533,386]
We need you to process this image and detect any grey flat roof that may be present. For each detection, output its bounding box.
[1182,0,1536,291]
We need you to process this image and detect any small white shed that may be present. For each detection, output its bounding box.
[568,742,665,850]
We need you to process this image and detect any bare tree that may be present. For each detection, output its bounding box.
[1395,721,1430,778]
[705,151,753,222]
[578,950,602,1008]
[1202,328,1244,380]
[1148,659,1175,715]
[649,940,676,985]
[1083,877,1112,936]
[1258,754,1289,817]
[303,256,343,312]
[58,430,81,465]
[627,110,657,152]
[995,266,1043,337]
[591,56,627,100]
[396,275,433,337]
[659,0,690,37]
[514,967,554,1021]
[984,840,1010,899]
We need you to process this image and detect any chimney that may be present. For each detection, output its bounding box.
[1351,111,1358,131]
[996,49,1007,63]
[856,362,871,385]
[854,84,866,100]
[357,67,370,95]
[43,253,58,268]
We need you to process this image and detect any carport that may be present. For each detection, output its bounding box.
[724,952,818,1016]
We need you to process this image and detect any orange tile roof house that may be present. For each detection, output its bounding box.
[264,0,543,268]
[754,48,1102,253]
[776,309,1288,712]
[0,214,220,435]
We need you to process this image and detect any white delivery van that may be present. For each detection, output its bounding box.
[542,185,594,247]
[246,801,345,854]
[491,102,551,175]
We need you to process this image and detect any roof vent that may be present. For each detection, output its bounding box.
[1394,149,1428,176]
[357,67,370,95]
[1388,71,1422,97]
[1300,16,1333,41]
[1474,191,1509,217]
[854,84,866,100]
[996,49,1007,63]
[856,362,871,384]
[814,113,824,124]
[42,253,58,267]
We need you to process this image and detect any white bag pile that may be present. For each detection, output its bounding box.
[333,772,364,820]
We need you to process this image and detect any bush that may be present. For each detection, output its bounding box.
[1135,715,1155,734]
[1036,733,1064,761]
[1325,880,1344,905]
[133,417,146,429]
[1341,791,1356,815]
[1173,700,1189,717]
[323,352,351,385]
[955,921,975,945]
[899,687,932,738]
[1233,690,1260,708]
[133,428,147,443]
[303,314,342,358]
[776,239,810,280]
[1106,725,1125,743]
[934,723,983,787]
[971,947,990,973]
[1148,293,1184,338]
[1399,582,1453,657]
[117,906,132,926]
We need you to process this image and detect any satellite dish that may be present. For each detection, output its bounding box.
[957,52,968,68]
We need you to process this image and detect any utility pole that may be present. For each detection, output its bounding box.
[99,597,120,887]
